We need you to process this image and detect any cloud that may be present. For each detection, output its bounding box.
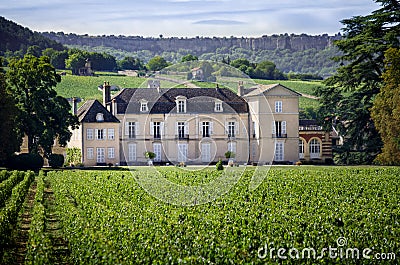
[193,20,245,25]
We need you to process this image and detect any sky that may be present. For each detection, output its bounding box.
[1,0,381,37]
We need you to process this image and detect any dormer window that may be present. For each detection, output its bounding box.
[96,113,104,122]
[175,96,187,113]
[214,101,223,112]
[140,99,148,112]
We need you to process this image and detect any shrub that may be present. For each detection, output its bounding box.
[8,153,44,171]
[216,159,224,171]
[48,154,64,168]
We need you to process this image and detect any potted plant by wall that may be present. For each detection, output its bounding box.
[144,151,156,166]
[224,151,236,166]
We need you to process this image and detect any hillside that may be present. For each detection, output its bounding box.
[42,32,342,76]
[0,16,65,54]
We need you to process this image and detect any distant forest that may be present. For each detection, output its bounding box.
[42,32,342,77]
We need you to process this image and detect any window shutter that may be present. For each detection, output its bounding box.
[95,129,98,139]
[199,122,202,135]
[125,122,129,136]
[184,121,189,135]
[282,121,287,134]
[235,122,239,136]
[225,121,228,135]
[103,129,106,139]
[272,121,276,134]
[175,122,179,135]
[160,122,165,136]
[209,122,214,135]
[150,122,154,135]
[135,122,140,136]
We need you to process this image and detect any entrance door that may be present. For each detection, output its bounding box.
[177,143,188,162]
[96,148,105,163]
[201,143,211,162]
[153,143,162,162]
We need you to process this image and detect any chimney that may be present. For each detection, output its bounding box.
[112,98,117,116]
[148,80,161,93]
[103,81,111,106]
[238,81,244,97]
[72,97,78,115]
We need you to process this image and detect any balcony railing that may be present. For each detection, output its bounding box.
[175,134,189,140]
[272,133,287,138]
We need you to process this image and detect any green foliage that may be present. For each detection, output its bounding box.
[224,151,235,159]
[147,56,169,71]
[65,147,81,166]
[216,159,224,170]
[46,167,400,264]
[7,55,79,156]
[48,154,65,168]
[371,48,400,165]
[118,56,144,70]
[315,0,400,164]
[0,171,35,245]
[0,171,25,207]
[181,54,198,62]
[8,153,44,171]
[144,151,156,160]
[0,58,22,164]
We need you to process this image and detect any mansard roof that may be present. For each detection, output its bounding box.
[77,99,119,123]
[112,87,249,114]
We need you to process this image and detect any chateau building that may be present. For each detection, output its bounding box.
[68,81,331,166]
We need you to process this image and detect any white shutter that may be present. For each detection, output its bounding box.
[225,121,228,134]
[199,122,202,135]
[184,121,189,135]
[235,122,239,136]
[272,121,276,134]
[209,121,214,135]
[175,122,179,135]
[125,122,129,136]
[95,129,98,139]
[160,122,165,136]
[150,122,154,135]
[103,128,106,139]
[282,121,287,134]
[135,122,140,136]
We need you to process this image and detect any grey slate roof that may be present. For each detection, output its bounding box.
[77,99,119,123]
[244,84,302,97]
[112,87,249,114]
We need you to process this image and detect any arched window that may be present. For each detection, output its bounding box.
[309,138,321,159]
[299,139,305,159]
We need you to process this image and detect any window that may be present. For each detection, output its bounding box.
[140,100,148,112]
[201,143,211,162]
[252,121,257,138]
[87,129,93,140]
[96,129,105,140]
[214,101,223,112]
[87,147,94,159]
[96,113,104,122]
[275,101,282,113]
[177,121,187,139]
[108,128,115,140]
[273,121,287,138]
[177,100,186,113]
[274,141,284,161]
[202,122,210,137]
[153,143,162,162]
[96,148,105,163]
[128,143,136,162]
[309,139,321,159]
[152,122,161,138]
[108,147,115,159]
[228,121,236,137]
[299,139,305,159]
[177,143,188,162]
[125,122,136,139]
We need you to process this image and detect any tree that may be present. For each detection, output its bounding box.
[0,58,22,164]
[181,54,198,62]
[315,0,400,164]
[147,56,169,71]
[118,56,144,70]
[6,55,79,157]
[65,52,87,75]
[371,48,400,165]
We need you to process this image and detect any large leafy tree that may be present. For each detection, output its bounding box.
[147,56,169,71]
[6,54,79,157]
[0,58,22,164]
[371,48,400,165]
[315,0,400,164]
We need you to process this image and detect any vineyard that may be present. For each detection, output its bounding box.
[1,167,399,264]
